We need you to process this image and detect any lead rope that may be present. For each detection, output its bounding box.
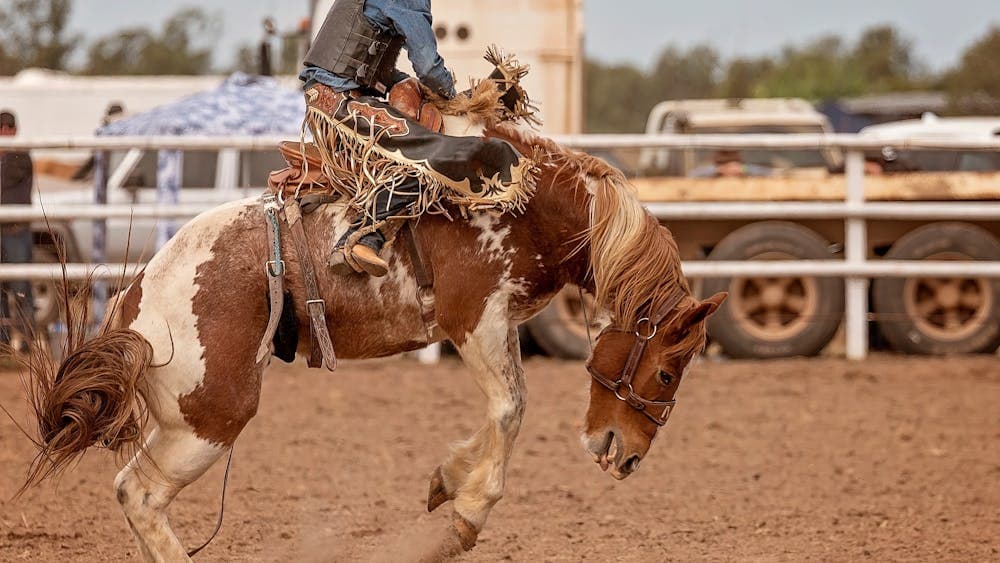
[187,445,235,558]
[579,286,594,354]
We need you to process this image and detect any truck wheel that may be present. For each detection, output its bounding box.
[701,222,844,358]
[526,286,599,360]
[873,222,1000,355]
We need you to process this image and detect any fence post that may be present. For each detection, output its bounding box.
[156,150,183,249]
[844,150,869,360]
[92,150,109,327]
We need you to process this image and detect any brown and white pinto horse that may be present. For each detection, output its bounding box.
[24,123,724,561]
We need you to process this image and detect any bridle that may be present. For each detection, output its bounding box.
[585,289,686,427]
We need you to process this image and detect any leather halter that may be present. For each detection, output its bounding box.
[586,289,686,426]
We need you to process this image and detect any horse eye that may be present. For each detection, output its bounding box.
[657,370,674,386]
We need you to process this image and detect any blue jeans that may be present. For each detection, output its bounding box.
[1,226,34,344]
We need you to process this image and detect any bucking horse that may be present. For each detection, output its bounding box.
[20,117,726,560]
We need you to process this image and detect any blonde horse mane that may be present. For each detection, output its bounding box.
[492,123,691,329]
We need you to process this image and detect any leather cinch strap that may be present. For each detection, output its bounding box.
[284,200,338,371]
[256,194,286,365]
[401,222,437,338]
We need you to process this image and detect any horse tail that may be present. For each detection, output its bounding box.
[20,279,154,492]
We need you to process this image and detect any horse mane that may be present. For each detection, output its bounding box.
[491,123,691,329]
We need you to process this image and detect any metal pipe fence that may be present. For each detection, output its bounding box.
[1,134,998,360]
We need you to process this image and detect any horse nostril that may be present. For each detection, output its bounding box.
[623,454,641,473]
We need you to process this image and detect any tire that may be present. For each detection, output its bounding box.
[873,222,1000,355]
[701,222,844,359]
[525,286,598,360]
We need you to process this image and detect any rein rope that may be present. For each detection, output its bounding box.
[186,445,235,558]
[579,286,594,354]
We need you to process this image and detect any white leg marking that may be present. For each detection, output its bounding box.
[440,286,526,532]
[115,428,227,562]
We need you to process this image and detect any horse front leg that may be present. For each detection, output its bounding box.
[429,322,526,553]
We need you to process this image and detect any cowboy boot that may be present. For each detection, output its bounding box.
[330,229,389,277]
[350,244,389,277]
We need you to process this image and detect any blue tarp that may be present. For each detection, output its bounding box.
[94,73,305,248]
[97,72,305,137]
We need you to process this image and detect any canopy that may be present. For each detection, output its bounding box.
[97,72,305,137]
[94,73,305,251]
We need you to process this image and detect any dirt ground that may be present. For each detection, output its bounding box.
[0,355,997,562]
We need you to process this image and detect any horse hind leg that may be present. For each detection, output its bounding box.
[114,427,230,562]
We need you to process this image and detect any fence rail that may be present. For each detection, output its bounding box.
[4,260,1000,282]
[3,133,1000,151]
[4,200,1000,222]
[1,133,998,360]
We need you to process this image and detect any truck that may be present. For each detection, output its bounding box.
[524,102,1000,359]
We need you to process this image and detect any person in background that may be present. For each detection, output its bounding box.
[0,109,35,350]
[690,149,774,178]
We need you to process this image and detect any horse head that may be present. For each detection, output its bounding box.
[582,291,726,480]
[560,162,727,479]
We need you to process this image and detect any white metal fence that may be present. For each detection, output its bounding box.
[1,134,999,360]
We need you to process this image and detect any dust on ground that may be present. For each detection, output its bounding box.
[1,356,997,561]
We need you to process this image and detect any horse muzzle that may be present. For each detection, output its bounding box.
[583,429,644,480]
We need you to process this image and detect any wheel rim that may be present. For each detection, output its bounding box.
[902,252,993,342]
[31,279,57,325]
[553,286,601,342]
[728,252,819,342]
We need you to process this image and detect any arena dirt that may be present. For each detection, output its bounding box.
[1,355,997,561]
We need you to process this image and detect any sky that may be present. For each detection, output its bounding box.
[68,1,1000,72]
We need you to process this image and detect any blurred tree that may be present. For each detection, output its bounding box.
[585,60,651,133]
[850,25,923,92]
[0,0,80,74]
[646,44,720,101]
[720,57,773,99]
[83,8,219,75]
[752,36,866,100]
[945,26,1000,113]
[585,44,720,133]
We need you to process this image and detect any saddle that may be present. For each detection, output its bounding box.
[268,77,443,201]
[388,77,444,133]
[259,80,442,371]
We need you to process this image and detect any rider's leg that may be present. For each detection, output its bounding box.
[331,179,419,276]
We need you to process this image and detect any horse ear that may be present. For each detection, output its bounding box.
[680,292,727,329]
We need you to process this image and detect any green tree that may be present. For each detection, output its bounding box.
[83,8,219,75]
[645,44,720,101]
[752,36,866,100]
[0,0,79,74]
[585,44,721,133]
[850,25,922,92]
[585,60,651,133]
[720,57,773,99]
[945,26,1000,113]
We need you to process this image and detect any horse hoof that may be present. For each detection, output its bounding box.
[452,514,479,551]
[427,467,450,513]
